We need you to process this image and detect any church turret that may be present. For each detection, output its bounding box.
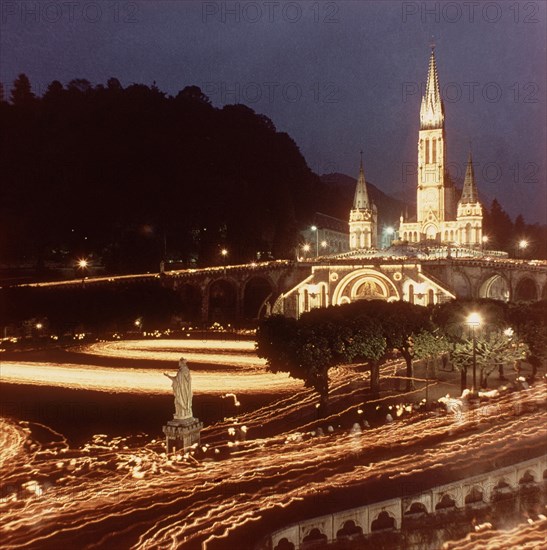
[456,151,483,245]
[349,152,377,249]
[459,151,479,204]
[353,154,371,209]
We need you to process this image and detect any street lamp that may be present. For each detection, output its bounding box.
[220,248,228,272]
[517,239,528,259]
[467,312,482,393]
[320,240,328,254]
[77,259,88,285]
[481,235,489,253]
[310,225,319,257]
[302,243,311,260]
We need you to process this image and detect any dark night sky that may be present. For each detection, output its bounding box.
[1,0,546,222]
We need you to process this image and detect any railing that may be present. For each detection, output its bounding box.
[260,455,547,550]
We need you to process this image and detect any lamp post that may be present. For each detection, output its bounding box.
[77,259,88,286]
[320,240,328,255]
[302,243,311,260]
[481,235,488,254]
[220,248,228,273]
[310,225,319,257]
[517,239,528,259]
[467,312,481,394]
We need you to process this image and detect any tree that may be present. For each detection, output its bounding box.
[175,85,211,104]
[67,78,93,94]
[256,310,386,414]
[107,77,123,92]
[412,330,450,401]
[450,330,529,390]
[329,315,386,396]
[507,301,547,380]
[10,73,35,105]
[484,199,513,253]
[359,300,431,391]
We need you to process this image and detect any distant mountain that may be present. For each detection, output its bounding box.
[318,173,409,227]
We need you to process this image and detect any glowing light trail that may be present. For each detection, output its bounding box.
[0,361,298,394]
[1,379,545,549]
[80,339,265,367]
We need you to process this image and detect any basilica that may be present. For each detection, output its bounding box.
[349,48,483,251]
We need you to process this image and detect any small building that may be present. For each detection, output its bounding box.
[300,212,350,257]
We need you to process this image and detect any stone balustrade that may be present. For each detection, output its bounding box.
[263,455,547,550]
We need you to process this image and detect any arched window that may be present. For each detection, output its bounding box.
[425,138,430,164]
[303,289,309,311]
[409,284,415,304]
[432,138,437,163]
[428,289,434,305]
[465,223,471,244]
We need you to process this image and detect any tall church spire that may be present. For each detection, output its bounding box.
[459,151,479,204]
[420,48,444,130]
[353,150,371,210]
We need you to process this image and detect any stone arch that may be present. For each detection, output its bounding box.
[479,274,510,301]
[519,471,536,486]
[301,528,327,546]
[208,279,238,323]
[435,494,457,511]
[465,486,484,505]
[332,269,400,305]
[370,511,396,531]
[423,223,437,240]
[452,271,472,298]
[243,276,274,320]
[178,283,202,322]
[404,502,428,517]
[492,479,514,501]
[274,538,295,550]
[514,277,538,302]
[336,520,363,540]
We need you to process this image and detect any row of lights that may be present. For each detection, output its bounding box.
[73,234,530,278]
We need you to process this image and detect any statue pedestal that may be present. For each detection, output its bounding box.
[162,417,203,453]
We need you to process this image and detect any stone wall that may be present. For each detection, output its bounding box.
[259,455,547,550]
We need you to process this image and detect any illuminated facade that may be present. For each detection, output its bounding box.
[399,49,483,246]
[349,153,377,249]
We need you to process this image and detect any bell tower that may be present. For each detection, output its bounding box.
[456,151,483,245]
[417,48,455,234]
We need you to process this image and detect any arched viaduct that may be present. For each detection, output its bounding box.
[20,257,545,324]
[159,257,547,323]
